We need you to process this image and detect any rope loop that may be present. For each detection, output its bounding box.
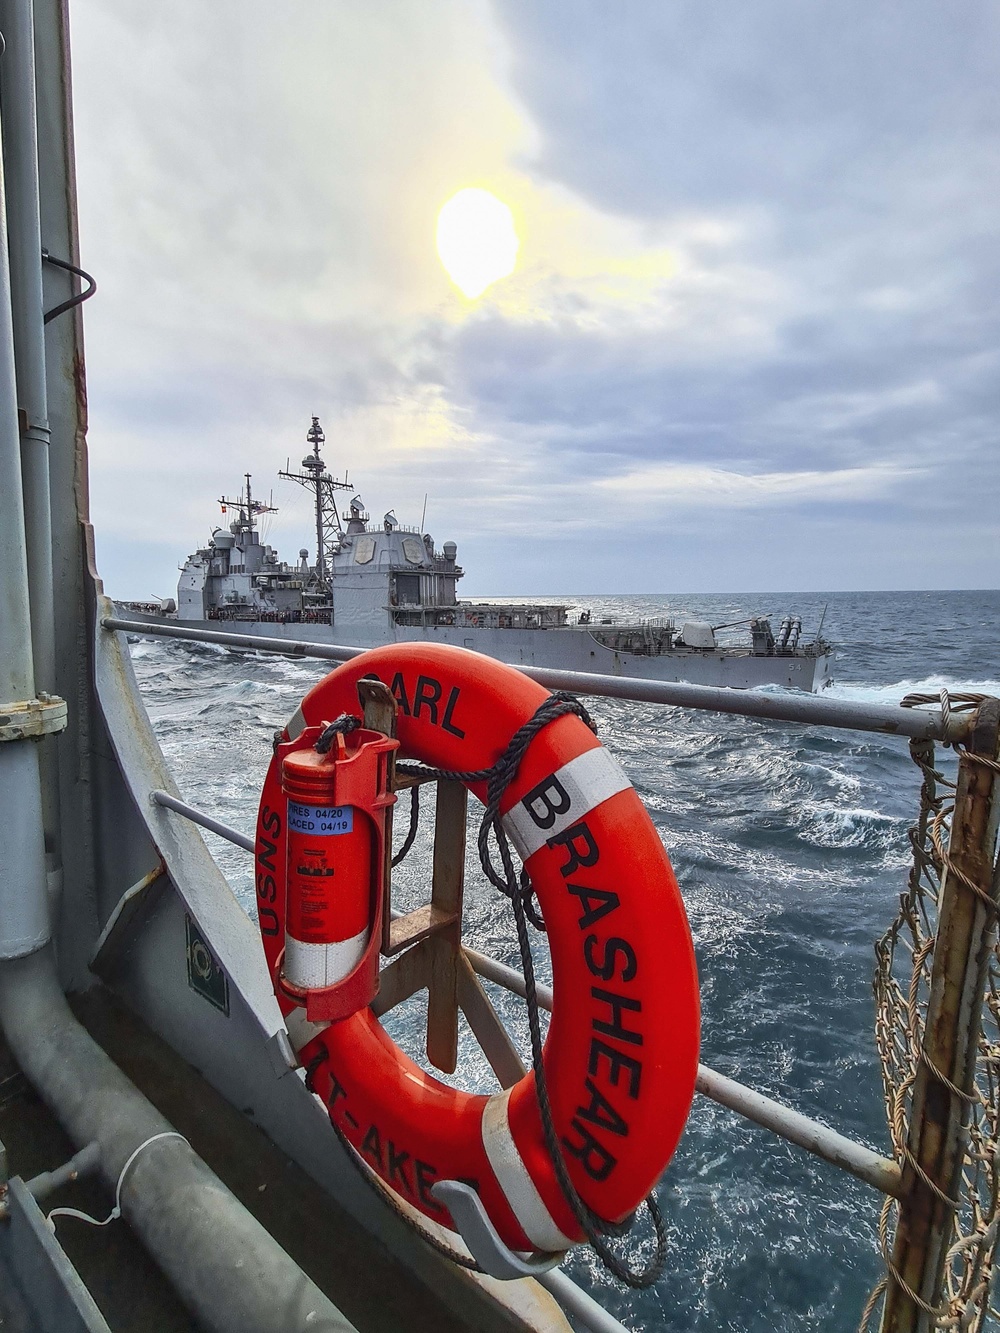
[314,713,362,753]
[392,784,420,867]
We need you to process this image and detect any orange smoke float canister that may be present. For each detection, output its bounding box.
[279,724,398,1021]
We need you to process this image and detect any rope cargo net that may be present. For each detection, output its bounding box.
[863,692,1000,1331]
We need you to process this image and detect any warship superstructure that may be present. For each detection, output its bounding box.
[129,417,833,692]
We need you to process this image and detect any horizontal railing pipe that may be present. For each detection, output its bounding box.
[149,789,255,852]
[464,948,901,1198]
[694,1064,901,1198]
[102,616,967,743]
[537,1270,632,1333]
[103,616,364,663]
[148,793,902,1198]
[517,667,964,744]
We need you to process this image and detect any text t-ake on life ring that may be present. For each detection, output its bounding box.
[255,643,699,1259]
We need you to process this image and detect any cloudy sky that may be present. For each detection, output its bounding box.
[69,1,999,598]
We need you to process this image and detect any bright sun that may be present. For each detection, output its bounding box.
[436,188,519,299]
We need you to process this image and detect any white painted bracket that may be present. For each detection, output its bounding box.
[431,1180,566,1281]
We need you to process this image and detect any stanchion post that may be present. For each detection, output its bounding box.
[425,780,466,1073]
[358,679,467,1074]
[880,699,1000,1333]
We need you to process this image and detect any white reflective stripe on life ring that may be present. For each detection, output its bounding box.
[284,1005,330,1053]
[481,1088,573,1253]
[284,927,368,990]
[285,704,307,741]
[501,747,632,863]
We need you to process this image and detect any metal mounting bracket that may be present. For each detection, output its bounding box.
[431,1180,566,1280]
[264,1028,298,1078]
[0,694,67,742]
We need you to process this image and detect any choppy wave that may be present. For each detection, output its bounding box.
[793,802,905,851]
[126,589,1000,1332]
[828,674,1000,706]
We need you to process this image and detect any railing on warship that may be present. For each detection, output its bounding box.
[104,610,1000,1333]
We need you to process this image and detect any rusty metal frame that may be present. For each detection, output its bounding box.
[879,699,1000,1332]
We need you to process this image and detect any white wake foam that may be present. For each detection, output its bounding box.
[827,674,1000,708]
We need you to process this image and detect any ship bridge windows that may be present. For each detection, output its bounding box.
[394,573,421,605]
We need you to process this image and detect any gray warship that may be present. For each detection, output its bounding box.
[124,417,833,692]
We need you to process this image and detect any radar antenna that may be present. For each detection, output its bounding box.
[217,473,277,531]
[278,417,352,594]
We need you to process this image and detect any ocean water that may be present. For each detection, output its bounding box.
[128,589,1000,1333]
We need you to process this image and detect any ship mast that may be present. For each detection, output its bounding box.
[218,473,276,531]
[278,417,351,595]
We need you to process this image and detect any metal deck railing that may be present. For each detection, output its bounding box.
[103,615,1000,1333]
[146,783,901,1200]
[102,616,969,744]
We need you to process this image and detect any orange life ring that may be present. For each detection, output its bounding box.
[255,643,699,1253]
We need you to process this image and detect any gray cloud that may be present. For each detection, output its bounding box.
[491,2,1000,218]
[433,1,1000,585]
[73,0,999,597]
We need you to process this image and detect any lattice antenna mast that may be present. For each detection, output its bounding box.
[278,417,351,592]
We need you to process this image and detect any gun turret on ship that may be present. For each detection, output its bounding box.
[132,418,833,691]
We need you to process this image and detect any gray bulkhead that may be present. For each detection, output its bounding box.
[329,513,460,632]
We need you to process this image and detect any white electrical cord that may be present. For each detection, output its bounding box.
[46,1131,189,1232]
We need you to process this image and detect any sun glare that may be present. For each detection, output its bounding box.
[436,188,519,299]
